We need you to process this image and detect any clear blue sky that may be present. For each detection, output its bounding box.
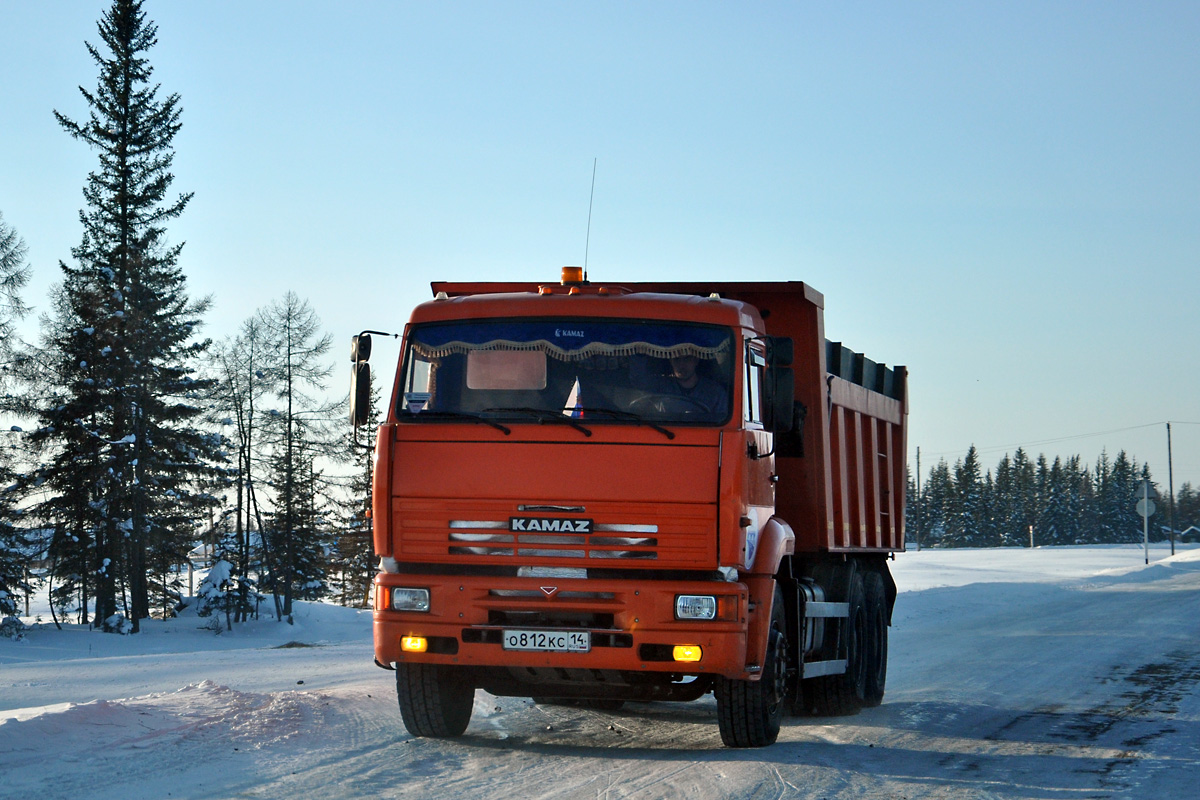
[3,1,1198,490]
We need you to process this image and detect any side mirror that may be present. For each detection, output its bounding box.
[764,365,794,433]
[350,361,371,427]
[351,333,372,363]
[766,336,793,367]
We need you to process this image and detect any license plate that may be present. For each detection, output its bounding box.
[502,629,590,653]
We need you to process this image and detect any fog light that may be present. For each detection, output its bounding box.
[672,645,703,662]
[401,636,428,653]
[675,595,717,620]
[391,587,430,612]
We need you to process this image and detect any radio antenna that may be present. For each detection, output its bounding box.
[584,158,597,281]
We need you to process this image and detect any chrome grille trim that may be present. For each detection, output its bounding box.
[444,520,662,561]
[450,520,658,534]
[449,532,515,543]
[518,548,587,558]
[450,546,515,556]
[517,534,587,545]
[595,523,658,533]
[489,589,615,600]
[590,537,657,546]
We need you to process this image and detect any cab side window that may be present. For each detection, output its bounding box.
[744,341,766,426]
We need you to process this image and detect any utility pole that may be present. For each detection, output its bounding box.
[915,447,922,551]
[1167,422,1176,556]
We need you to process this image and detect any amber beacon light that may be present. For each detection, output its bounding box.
[560,266,585,284]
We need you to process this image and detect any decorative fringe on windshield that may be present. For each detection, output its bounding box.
[412,339,729,362]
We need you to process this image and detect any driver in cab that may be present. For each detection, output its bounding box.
[631,354,729,418]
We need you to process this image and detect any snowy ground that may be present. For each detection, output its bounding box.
[3,543,1198,800]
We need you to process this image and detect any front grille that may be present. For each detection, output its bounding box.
[395,499,718,568]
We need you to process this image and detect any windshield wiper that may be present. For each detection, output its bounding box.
[404,409,511,435]
[572,407,675,440]
[481,407,592,438]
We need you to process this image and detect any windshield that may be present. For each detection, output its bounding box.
[398,319,734,425]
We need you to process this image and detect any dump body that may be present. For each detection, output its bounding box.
[364,276,907,746]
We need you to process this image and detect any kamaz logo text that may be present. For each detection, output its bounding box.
[509,517,593,533]
[555,328,585,338]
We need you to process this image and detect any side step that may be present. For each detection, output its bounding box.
[801,659,847,678]
[804,601,848,618]
[799,598,849,678]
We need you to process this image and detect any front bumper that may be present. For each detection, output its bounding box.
[373,572,751,678]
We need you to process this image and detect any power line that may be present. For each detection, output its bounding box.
[921,420,1200,461]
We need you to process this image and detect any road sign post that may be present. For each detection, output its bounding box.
[1137,480,1158,565]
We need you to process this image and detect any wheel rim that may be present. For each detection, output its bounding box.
[767,629,787,715]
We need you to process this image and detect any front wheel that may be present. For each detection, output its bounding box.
[396,663,475,737]
[715,586,789,747]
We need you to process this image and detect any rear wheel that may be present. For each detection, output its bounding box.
[862,569,889,707]
[396,663,475,737]
[715,586,789,747]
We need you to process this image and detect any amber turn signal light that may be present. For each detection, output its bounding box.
[401,636,428,653]
[672,645,703,662]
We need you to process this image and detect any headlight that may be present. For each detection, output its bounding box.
[675,594,717,620]
[391,587,430,612]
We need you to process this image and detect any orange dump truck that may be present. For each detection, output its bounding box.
[351,271,907,747]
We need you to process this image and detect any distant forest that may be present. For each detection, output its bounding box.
[906,446,1200,548]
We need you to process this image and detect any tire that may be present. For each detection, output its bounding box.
[716,586,789,747]
[806,569,866,716]
[396,663,475,737]
[862,569,889,708]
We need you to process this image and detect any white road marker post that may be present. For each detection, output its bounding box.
[1136,479,1158,566]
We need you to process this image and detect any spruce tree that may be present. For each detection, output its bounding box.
[1176,483,1199,534]
[921,459,952,546]
[1107,451,1142,543]
[26,0,220,631]
[904,471,921,548]
[1010,448,1036,546]
[0,212,31,358]
[1037,457,1073,546]
[0,212,31,618]
[946,445,983,546]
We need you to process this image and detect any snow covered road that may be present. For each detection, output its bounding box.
[3,544,1198,800]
